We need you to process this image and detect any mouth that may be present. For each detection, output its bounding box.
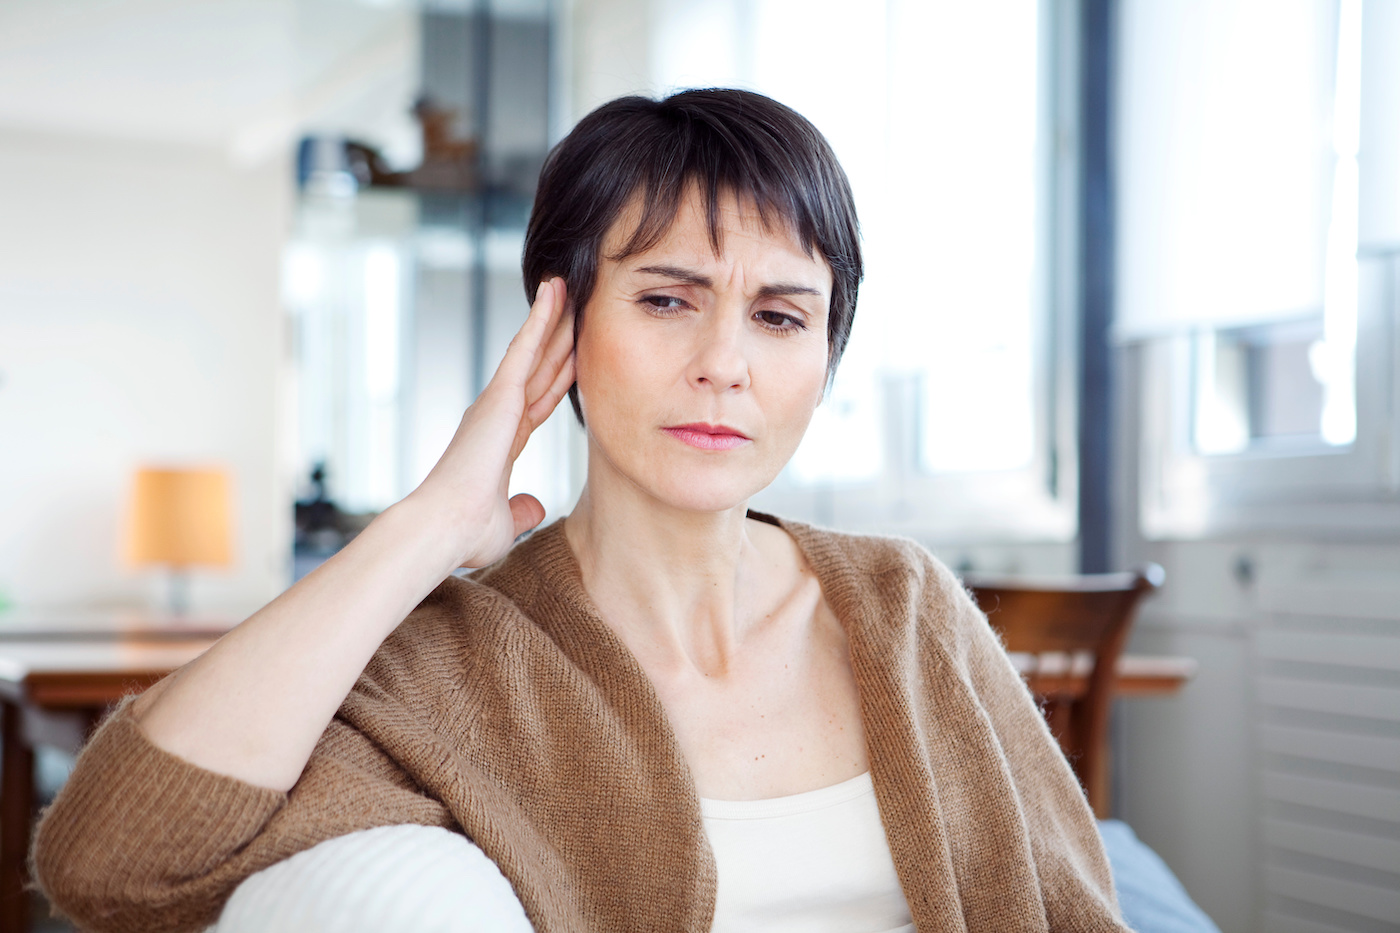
[662,423,752,451]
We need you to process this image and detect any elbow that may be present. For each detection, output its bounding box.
[32,803,220,933]
[32,801,139,931]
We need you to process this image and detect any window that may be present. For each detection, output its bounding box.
[1126,0,1400,538]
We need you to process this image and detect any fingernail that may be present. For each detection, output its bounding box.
[536,282,547,303]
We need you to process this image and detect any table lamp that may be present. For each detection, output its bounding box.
[126,467,233,615]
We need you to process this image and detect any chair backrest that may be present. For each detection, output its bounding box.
[961,563,1164,817]
[961,565,1165,656]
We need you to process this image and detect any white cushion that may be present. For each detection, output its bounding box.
[213,824,534,933]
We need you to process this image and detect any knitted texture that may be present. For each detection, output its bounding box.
[32,516,1129,933]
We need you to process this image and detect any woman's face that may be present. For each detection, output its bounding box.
[574,187,832,513]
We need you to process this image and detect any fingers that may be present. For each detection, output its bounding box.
[524,303,576,406]
[527,352,576,426]
[508,493,546,538]
[512,352,575,461]
[492,278,567,392]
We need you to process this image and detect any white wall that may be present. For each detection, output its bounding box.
[568,0,656,120]
[0,129,292,612]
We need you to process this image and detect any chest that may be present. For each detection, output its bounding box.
[636,599,871,800]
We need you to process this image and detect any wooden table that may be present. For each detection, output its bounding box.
[0,641,1194,933]
[1007,651,1198,698]
[0,608,234,643]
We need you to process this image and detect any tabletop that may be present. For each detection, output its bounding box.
[0,639,218,707]
[0,607,239,641]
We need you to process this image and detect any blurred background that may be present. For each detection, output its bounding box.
[1,1,1399,930]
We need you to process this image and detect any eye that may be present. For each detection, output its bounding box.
[641,294,690,315]
[755,309,806,333]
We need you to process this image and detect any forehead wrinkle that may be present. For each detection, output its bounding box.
[633,264,713,288]
[603,186,833,313]
[629,263,825,305]
[620,225,831,311]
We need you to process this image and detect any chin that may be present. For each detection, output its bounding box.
[652,486,757,515]
[633,454,781,515]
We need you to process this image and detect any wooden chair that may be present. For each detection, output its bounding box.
[962,564,1164,817]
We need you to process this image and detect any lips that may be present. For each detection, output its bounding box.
[662,423,752,451]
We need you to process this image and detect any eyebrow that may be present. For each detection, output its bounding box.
[634,264,824,299]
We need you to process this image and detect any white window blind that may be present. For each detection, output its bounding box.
[1116,0,1339,339]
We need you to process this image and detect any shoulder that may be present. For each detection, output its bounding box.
[370,573,533,678]
[347,524,572,726]
[374,519,572,663]
[766,514,987,650]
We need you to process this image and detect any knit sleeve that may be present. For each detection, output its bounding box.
[948,584,1133,932]
[32,695,455,933]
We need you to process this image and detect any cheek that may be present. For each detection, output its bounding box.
[573,312,650,428]
[771,346,828,417]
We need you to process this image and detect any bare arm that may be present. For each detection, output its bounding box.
[133,278,576,791]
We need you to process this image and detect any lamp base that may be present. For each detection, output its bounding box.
[167,568,191,616]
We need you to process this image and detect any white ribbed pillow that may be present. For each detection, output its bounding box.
[213,824,534,933]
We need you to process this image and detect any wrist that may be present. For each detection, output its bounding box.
[383,489,497,568]
[348,496,468,589]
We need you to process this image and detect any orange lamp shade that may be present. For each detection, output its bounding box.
[126,467,234,569]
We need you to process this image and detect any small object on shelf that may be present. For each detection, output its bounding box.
[397,95,480,192]
[293,462,375,580]
[297,94,482,197]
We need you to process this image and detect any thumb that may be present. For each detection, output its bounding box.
[508,493,546,538]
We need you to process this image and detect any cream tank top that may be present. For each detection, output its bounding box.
[700,772,916,933]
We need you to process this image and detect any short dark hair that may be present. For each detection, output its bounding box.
[522,88,863,423]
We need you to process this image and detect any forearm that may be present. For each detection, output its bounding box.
[133,494,463,791]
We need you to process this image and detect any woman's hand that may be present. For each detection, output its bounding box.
[410,276,576,569]
[131,278,576,792]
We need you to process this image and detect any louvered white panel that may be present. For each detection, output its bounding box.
[1262,771,1400,821]
[1264,867,1400,925]
[1259,724,1400,771]
[1263,914,1358,933]
[1264,819,1400,874]
[1255,623,1400,932]
[1257,678,1400,722]
[1257,630,1400,671]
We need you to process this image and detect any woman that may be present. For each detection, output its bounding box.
[34,89,1128,933]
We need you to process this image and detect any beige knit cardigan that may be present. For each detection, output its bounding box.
[33,516,1130,933]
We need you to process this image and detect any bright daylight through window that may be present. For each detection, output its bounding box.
[1191,0,1361,456]
[765,0,1047,483]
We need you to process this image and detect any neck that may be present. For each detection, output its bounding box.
[563,459,766,676]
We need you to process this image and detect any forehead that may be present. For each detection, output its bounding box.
[601,186,831,284]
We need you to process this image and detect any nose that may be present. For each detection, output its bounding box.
[687,304,751,393]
